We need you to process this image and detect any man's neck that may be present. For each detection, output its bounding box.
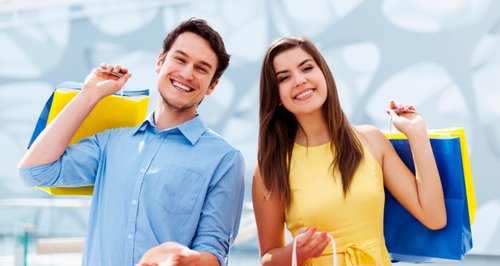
[153,105,196,131]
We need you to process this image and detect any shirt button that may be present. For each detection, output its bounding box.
[131,200,138,205]
[128,234,133,240]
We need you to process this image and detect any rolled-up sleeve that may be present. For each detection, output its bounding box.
[191,150,245,266]
[18,131,109,188]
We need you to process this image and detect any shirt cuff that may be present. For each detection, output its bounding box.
[192,246,226,266]
[17,161,59,187]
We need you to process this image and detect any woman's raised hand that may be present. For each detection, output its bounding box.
[387,100,427,137]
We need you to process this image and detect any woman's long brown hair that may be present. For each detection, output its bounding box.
[258,36,363,209]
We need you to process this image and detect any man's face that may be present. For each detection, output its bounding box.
[156,32,219,113]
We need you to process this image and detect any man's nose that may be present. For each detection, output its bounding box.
[180,65,194,80]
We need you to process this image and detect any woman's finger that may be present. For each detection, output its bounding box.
[296,227,316,247]
[299,231,328,256]
[310,235,331,258]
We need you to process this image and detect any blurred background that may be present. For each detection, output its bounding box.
[1,0,499,265]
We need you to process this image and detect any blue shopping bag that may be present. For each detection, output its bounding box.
[384,137,473,263]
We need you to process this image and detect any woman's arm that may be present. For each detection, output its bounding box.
[252,166,330,265]
[376,107,446,230]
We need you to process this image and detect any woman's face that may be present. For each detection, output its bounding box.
[273,47,327,118]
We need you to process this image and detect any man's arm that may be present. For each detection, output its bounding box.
[18,64,131,167]
[138,150,245,266]
[191,150,245,265]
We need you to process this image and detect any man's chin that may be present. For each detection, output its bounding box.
[163,99,193,112]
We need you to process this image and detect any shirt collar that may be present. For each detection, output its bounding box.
[133,112,207,146]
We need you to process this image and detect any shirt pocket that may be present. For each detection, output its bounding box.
[155,165,207,214]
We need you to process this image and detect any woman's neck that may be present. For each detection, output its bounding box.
[295,111,330,147]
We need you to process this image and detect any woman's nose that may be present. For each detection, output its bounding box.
[294,74,306,87]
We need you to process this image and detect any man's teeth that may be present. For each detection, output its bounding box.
[295,89,313,99]
[173,81,192,92]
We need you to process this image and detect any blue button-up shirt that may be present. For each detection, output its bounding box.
[19,114,245,265]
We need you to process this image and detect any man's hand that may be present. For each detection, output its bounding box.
[137,242,201,266]
[83,63,132,100]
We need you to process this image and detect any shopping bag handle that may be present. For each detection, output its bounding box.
[291,233,337,266]
[55,81,149,97]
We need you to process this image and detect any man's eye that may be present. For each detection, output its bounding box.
[175,57,186,63]
[196,66,208,73]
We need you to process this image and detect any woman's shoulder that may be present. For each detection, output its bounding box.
[352,124,388,164]
[353,124,385,140]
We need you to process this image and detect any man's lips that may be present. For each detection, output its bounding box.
[171,79,194,92]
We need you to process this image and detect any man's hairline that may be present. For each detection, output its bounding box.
[160,32,221,85]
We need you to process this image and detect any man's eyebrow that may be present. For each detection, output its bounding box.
[275,59,312,76]
[174,50,213,70]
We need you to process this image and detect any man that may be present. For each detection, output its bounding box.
[18,18,245,266]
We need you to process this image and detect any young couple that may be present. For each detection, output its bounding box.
[18,18,446,266]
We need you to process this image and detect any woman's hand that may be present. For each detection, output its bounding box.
[294,227,331,263]
[82,63,132,101]
[387,101,427,138]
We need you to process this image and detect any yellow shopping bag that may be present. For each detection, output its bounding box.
[28,81,149,196]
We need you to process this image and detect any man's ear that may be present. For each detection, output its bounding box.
[206,79,219,96]
[156,52,165,74]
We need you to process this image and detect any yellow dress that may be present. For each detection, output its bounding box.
[285,142,392,266]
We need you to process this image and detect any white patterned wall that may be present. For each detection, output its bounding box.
[1,0,499,255]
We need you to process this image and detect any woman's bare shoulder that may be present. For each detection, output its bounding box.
[352,124,388,164]
[353,124,386,140]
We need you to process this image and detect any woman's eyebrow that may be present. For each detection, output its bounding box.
[276,59,312,76]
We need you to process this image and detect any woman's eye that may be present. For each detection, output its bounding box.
[278,76,289,83]
[303,65,313,71]
[175,57,185,63]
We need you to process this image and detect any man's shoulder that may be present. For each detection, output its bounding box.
[103,125,140,136]
[91,125,140,144]
[200,128,239,152]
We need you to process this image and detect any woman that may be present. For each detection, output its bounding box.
[252,36,447,266]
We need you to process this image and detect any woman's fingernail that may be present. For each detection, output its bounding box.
[311,227,317,233]
[321,231,327,237]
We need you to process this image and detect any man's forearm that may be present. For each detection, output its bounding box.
[18,90,101,167]
[197,251,220,266]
